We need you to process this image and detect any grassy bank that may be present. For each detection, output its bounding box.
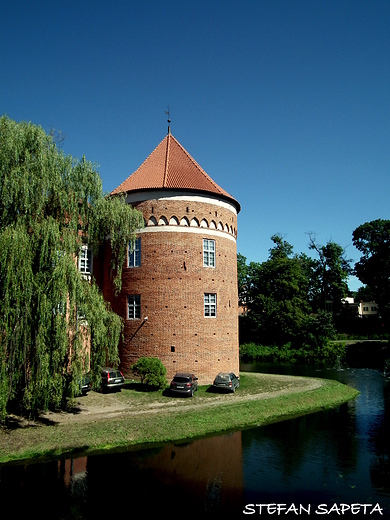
[0,372,359,465]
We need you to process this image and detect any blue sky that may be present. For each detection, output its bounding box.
[2,1,390,291]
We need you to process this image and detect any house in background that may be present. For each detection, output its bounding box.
[357,301,379,318]
[95,129,241,384]
[342,297,379,318]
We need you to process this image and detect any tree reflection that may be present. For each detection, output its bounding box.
[370,380,390,493]
[242,402,359,479]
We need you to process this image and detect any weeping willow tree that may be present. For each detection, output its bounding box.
[0,116,144,419]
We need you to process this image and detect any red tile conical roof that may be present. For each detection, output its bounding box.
[111,133,240,212]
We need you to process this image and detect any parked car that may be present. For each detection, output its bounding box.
[101,367,125,393]
[79,373,92,395]
[170,372,198,397]
[213,372,240,393]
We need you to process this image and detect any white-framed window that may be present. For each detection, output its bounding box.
[204,293,217,317]
[128,294,141,319]
[53,301,66,316]
[53,249,65,268]
[203,239,215,268]
[128,238,141,267]
[79,245,92,275]
[77,305,87,324]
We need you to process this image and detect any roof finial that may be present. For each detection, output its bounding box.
[165,105,171,134]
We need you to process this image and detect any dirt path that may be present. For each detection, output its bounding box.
[39,373,324,425]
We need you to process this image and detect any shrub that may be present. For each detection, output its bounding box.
[240,342,295,363]
[239,340,346,367]
[131,357,167,390]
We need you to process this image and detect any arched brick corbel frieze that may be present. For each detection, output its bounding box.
[147,216,158,226]
[146,209,236,236]
[169,216,179,225]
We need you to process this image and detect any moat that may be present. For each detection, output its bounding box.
[1,364,389,518]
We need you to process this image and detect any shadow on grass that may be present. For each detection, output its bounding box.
[205,386,232,394]
[124,381,167,393]
[160,385,230,398]
[0,400,88,431]
[161,388,191,398]
[1,414,59,430]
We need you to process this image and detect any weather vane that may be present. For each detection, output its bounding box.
[165,105,171,134]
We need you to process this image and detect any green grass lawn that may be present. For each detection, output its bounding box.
[0,372,359,465]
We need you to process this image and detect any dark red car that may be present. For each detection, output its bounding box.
[170,372,198,397]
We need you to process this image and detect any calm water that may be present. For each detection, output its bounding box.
[1,365,389,519]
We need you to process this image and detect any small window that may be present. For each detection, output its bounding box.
[79,245,92,274]
[203,239,215,268]
[128,238,141,267]
[53,301,66,316]
[77,305,86,323]
[204,293,217,317]
[128,295,141,319]
[53,249,65,268]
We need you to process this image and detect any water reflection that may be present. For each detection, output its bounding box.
[0,433,245,518]
[243,406,370,505]
[370,379,390,495]
[0,367,389,518]
[241,365,390,516]
[85,432,245,516]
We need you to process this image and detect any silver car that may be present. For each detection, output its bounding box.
[101,367,125,393]
[213,372,240,393]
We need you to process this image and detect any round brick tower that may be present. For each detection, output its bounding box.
[102,130,240,384]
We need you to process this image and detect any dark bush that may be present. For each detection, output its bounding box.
[131,357,167,390]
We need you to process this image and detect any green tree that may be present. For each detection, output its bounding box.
[131,357,167,389]
[307,236,352,314]
[353,219,390,323]
[237,253,249,308]
[0,116,144,419]
[353,285,375,302]
[247,235,311,346]
[296,311,339,364]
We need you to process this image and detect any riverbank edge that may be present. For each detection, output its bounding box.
[0,374,360,465]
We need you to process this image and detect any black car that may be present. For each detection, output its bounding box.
[79,373,92,395]
[101,367,125,393]
[170,373,198,397]
[213,372,240,393]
